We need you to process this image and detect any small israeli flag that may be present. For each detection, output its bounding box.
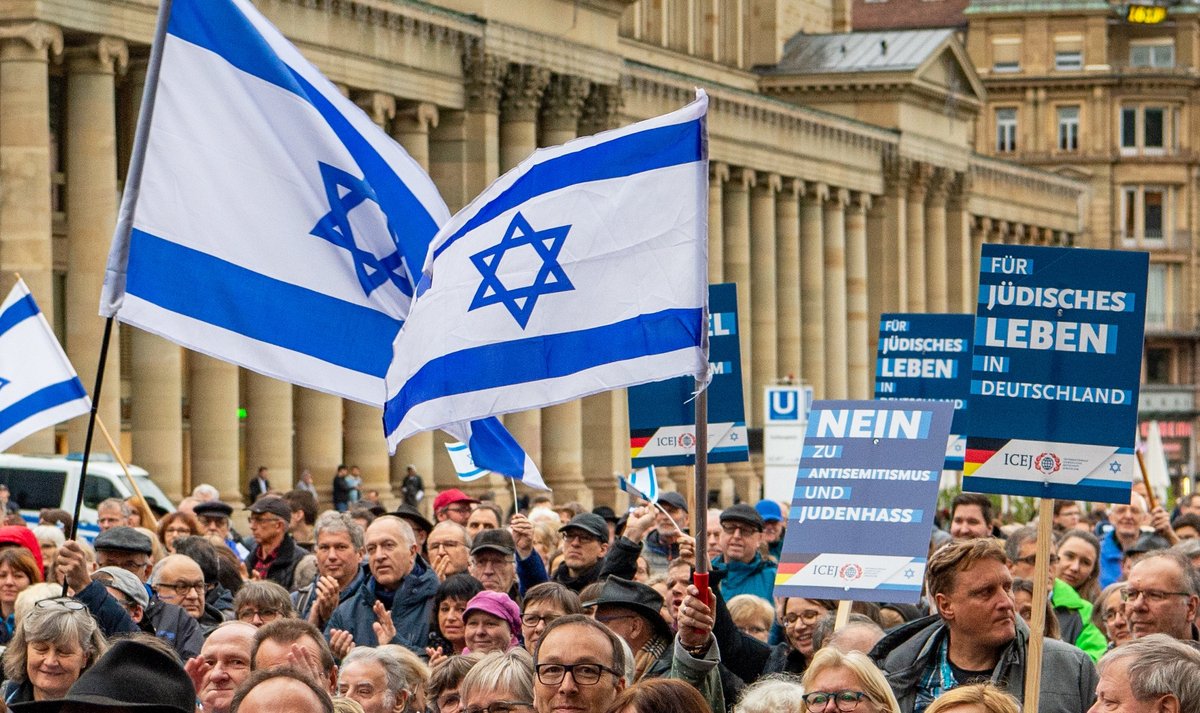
[618,466,659,503]
[443,420,549,490]
[384,90,709,447]
[0,280,91,452]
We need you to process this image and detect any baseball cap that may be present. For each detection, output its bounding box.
[658,492,688,512]
[247,495,291,521]
[93,566,150,608]
[433,488,479,513]
[755,500,783,523]
[720,503,765,532]
[561,513,608,541]
[471,528,515,557]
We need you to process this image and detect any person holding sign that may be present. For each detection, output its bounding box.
[870,539,1097,713]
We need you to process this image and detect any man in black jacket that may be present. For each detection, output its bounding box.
[245,495,310,591]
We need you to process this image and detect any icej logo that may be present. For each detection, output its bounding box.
[838,563,864,582]
[1001,451,1061,475]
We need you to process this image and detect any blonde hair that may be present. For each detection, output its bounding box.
[801,648,900,713]
[728,594,775,629]
[924,683,1019,713]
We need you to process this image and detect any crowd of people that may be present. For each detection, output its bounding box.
[0,469,1195,713]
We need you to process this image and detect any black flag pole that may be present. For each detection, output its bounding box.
[692,288,711,607]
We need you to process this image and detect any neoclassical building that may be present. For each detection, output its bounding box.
[0,0,1086,513]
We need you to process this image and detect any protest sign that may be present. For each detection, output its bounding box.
[628,283,748,466]
[773,400,954,604]
[876,313,972,470]
[964,245,1148,503]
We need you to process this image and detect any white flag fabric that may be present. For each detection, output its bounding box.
[443,420,549,490]
[383,91,710,447]
[619,465,659,503]
[0,280,91,452]
[444,442,491,482]
[97,0,537,479]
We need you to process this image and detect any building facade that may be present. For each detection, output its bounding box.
[0,0,1085,513]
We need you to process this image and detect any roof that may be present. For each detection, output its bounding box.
[768,28,956,75]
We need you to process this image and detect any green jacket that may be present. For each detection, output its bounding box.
[1052,578,1107,662]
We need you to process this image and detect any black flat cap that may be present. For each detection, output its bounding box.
[192,500,233,519]
[658,492,688,512]
[471,527,515,556]
[720,503,765,532]
[247,495,291,521]
[92,526,153,555]
[561,513,608,541]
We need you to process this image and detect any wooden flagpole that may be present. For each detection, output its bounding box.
[95,416,159,530]
[1023,496,1055,712]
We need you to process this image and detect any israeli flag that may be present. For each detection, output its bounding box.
[98,0,535,478]
[619,466,659,503]
[0,280,91,452]
[384,91,709,448]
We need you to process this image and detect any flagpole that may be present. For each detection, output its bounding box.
[693,286,711,606]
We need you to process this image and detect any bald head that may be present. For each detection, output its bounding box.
[153,554,206,619]
[200,622,258,713]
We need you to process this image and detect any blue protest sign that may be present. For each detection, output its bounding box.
[628,283,748,466]
[876,314,972,470]
[773,400,953,604]
[964,245,1148,503]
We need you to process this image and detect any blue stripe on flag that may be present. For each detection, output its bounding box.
[167,0,440,273]
[435,119,705,259]
[126,229,402,376]
[384,308,703,433]
[0,379,88,434]
[0,294,37,338]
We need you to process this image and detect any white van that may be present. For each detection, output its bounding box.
[0,454,176,543]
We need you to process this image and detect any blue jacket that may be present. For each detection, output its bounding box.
[325,558,439,653]
[294,563,366,623]
[1099,530,1124,589]
[711,553,777,601]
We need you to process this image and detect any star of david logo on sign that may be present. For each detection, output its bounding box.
[310,162,413,298]
[468,212,574,329]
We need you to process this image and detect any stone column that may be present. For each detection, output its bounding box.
[750,174,780,428]
[924,168,950,314]
[499,63,551,475]
[722,168,756,498]
[190,353,241,502]
[431,46,503,211]
[946,173,972,313]
[539,74,590,505]
[294,387,343,505]
[708,162,728,284]
[905,163,930,313]
[341,91,396,499]
[776,179,802,383]
[64,37,127,453]
[846,193,871,400]
[800,183,827,396]
[823,188,849,399]
[243,374,293,488]
[870,157,908,319]
[392,101,439,506]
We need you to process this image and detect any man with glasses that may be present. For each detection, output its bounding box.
[552,513,611,593]
[92,565,148,624]
[583,576,674,683]
[468,528,519,597]
[1124,549,1200,641]
[151,554,209,621]
[295,512,366,628]
[871,537,1096,713]
[428,521,472,581]
[711,504,776,601]
[521,582,583,655]
[434,489,479,526]
[246,494,311,591]
[1005,525,1106,662]
[533,614,626,713]
[194,499,251,558]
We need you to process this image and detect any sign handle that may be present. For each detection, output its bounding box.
[833,599,852,631]
[1023,497,1054,712]
[1135,451,1159,511]
[95,416,159,530]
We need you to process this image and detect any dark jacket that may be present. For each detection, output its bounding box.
[244,534,308,592]
[294,563,367,624]
[74,580,141,638]
[870,615,1098,713]
[332,475,351,506]
[197,599,230,636]
[142,598,205,660]
[208,582,235,615]
[325,557,439,653]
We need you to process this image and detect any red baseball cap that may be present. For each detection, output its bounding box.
[433,488,479,513]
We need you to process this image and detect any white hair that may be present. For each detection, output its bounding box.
[32,525,65,547]
[192,484,220,501]
[736,675,806,713]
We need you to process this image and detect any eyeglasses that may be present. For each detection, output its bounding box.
[436,692,461,712]
[783,610,825,626]
[720,524,760,537]
[462,701,533,713]
[164,527,193,537]
[1121,588,1192,604]
[561,532,602,544]
[801,691,869,713]
[520,612,560,628]
[156,580,206,596]
[238,608,282,623]
[1102,607,1125,623]
[429,541,465,551]
[1013,553,1058,567]
[534,662,621,686]
[34,598,85,612]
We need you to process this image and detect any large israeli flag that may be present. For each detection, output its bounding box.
[0,280,91,452]
[383,91,710,448]
[98,0,536,479]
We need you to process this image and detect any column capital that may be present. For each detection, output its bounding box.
[850,191,872,212]
[975,215,993,234]
[925,167,952,206]
[883,154,913,187]
[727,166,756,190]
[947,170,971,207]
[710,161,731,184]
[578,83,623,135]
[394,101,439,134]
[353,91,396,127]
[907,162,932,201]
[500,63,551,122]
[804,181,830,203]
[754,173,782,195]
[0,21,63,59]
[826,187,851,209]
[462,46,505,113]
[781,177,804,199]
[65,37,128,75]
[540,74,590,133]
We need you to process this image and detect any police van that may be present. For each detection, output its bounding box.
[0,454,176,543]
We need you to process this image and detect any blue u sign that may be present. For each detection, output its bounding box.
[768,388,800,421]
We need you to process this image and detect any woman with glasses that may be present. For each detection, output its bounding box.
[457,649,535,713]
[427,653,480,713]
[0,548,42,644]
[799,648,901,713]
[1094,582,1132,649]
[234,580,295,627]
[520,582,582,655]
[765,597,837,675]
[427,574,484,662]
[728,594,775,643]
[0,597,108,705]
[156,512,204,554]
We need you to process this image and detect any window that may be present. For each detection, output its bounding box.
[992,38,1020,73]
[1145,189,1164,239]
[995,108,1017,152]
[1130,41,1175,68]
[1122,186,1170,246]
[1057,106,1080,151]
[1144,108,1164,149]
[1121,105,1172,154]
[1146,266,1167,329]
[1145,347,1171,382]
[1054,35,1083,70]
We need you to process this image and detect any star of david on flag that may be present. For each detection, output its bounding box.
[469,212,574,328]
[383,90,710,449]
